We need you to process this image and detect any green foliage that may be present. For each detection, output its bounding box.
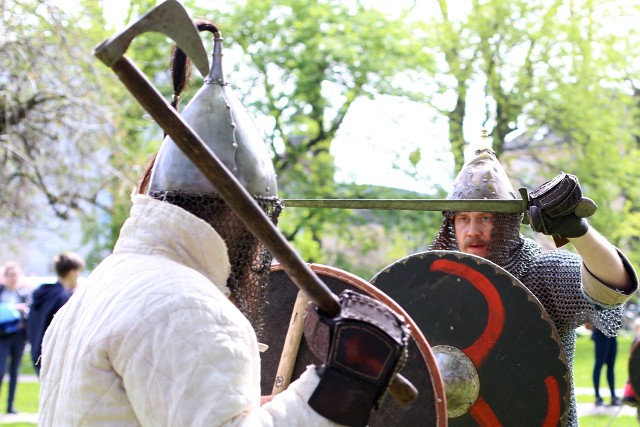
[58,0,196,261]
[279,184,444,278]
[0,0,114,233]
[5,0,640,276]
[184,0,438,266]
[413,0,640,269]
[0,0,170,261]
[80,1,184,259]
[520,2,640,264]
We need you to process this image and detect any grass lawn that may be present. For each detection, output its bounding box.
[0,382,39,414]
[0,349,38,408]
[0,351,39,426]
[574,329,638,426]
[580,415,637,426]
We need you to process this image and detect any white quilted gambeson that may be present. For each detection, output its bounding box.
[39,195,342,427]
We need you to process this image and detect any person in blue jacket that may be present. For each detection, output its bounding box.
[0,262,30,414]
[27,252,84,376]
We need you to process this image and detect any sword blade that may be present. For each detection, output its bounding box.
[284,198,528,213]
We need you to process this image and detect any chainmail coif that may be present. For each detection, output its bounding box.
[148,190,283,336]
[430,212,623,427]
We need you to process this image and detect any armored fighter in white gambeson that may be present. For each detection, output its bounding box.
[39,11,408,427]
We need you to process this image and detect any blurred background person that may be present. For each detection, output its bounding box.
[27,252,85,376]
[592,325,620,406]
[0,262,30,414]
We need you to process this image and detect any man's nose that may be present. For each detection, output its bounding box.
[467,219,481,236]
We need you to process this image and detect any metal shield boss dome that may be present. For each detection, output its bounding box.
[447,148,517,200]
[149,33,278,197]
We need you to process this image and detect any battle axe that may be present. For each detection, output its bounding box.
[93,0,417,406]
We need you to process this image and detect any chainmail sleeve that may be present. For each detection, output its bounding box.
[522,249,623,338]
[521,248,624,427]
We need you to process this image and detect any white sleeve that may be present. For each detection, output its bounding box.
[111,293,342,427]
[257,366,346,427]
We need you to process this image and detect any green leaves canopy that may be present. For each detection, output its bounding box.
[187,0,438,272]
[3,0,639,274]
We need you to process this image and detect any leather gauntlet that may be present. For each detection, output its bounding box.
[527,172,597,240]
[304,290,409,427]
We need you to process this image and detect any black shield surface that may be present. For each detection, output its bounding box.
[371,250,569,427]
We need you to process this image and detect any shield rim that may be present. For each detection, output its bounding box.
[271,262,448,427]
[370,250,571,426]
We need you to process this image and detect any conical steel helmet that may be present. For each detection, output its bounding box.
[447,148,518,200]
[149,31,278,197]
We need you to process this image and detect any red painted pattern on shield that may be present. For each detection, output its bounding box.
[542,376,561,427]
[431,259,506,425]
[468,396,503,427]
[430,259,505,367]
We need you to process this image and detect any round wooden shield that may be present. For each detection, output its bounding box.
[370,250,570,427]
[259,263,447,426]
[629,339,640,398]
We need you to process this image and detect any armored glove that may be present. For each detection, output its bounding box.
[303,290,409,427]
[527,172,597,239]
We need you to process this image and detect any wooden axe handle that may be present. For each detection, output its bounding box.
[272,290,309,395]
[111,56,340,316]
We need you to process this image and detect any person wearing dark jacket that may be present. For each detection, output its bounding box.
[27,252,84,376]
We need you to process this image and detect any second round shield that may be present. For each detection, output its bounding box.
[259,263,447,426]
[371,250,570,427]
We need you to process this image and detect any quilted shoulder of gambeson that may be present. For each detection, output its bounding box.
[41,253,260,426]
[114,195,232,292]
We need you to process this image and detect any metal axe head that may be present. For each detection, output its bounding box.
[94,0,208,77]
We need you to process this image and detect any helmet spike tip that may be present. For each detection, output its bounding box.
[470,128,494,157]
